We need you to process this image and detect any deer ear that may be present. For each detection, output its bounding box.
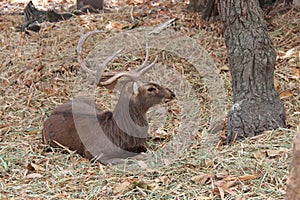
[132,82,139,95]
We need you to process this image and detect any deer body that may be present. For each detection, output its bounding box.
[43,97,148,163]
[43,80,175,164]
[43,34,175,164]
[42,42,175,164]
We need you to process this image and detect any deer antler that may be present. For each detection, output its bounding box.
[98,46,158,86]
[77,29,157,87]
[94,49,123,85]
[77,28,103,77]
[77,28,122,84]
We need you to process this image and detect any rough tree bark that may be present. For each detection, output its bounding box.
[286,132,300,199]
[188,0,217,20]
[219,0,286,143]
[202,0,216,21]
[190,0,294,21]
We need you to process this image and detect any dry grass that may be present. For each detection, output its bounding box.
[0,1,299,199]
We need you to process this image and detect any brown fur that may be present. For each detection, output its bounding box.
[43,83,175,164]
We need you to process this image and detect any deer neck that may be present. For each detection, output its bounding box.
[129,97,149,124]
[132,93,156,115]
[112,94,148,139]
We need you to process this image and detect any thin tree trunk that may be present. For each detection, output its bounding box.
[77,0,104,10]
[188,0,206,12]
[286,132,300,199]
[284,0,293,6]
[202,0,216,21]
[219,0,286,143]
[258,0,276,8]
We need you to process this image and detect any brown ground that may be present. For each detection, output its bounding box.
[0,1,299,199]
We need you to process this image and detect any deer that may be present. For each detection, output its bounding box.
[42,32,175,165]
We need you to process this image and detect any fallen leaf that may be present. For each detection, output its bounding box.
[198,19,204,29]
[216,171,229,179]
[238,174,257,181]
[113,181,131,194]
[52,193,68,198]
[274,78,280,90]
[214,180,237,199]
[137,160,148,169]
[27,163,45,172]
[23,127,40,135]
[26,173,43,179]
[283,47,300,59]
[220,173,253,182]
[151,129,169,140]
[291,66,300,79]
[220,65,230,72]
[280,90,293,99]
[225,180,237,188]
[105,21,131,30]
[217,185,225,200]
[132,181,151,190]
[266,148,286,158]
[254,150,267,160]
[125,0,145,5]
[222,176,237,181]
[190,173,211,185]
[155,176,170,185]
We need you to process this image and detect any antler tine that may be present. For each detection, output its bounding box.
[77,28,103,76]
[95,49,123,85]
[98,72,136,86]
[76,28,123,85]
[136,44,149,72]
[136,55,158,75]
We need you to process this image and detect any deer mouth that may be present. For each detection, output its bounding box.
[164,91,176,103]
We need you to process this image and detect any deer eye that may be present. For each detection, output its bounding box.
[147,87,157,92]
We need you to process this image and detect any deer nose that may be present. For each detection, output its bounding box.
[171,91,176,99]
[166,88,176,99]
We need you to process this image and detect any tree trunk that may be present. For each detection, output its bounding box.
[219,0,286,143]
[193,0,292,21]
[202,0,216,21]
[284,0,293,6]
[77,0,104,10]
[188,0,206,12]
[286,132,300,199]
[258,0,276,8]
